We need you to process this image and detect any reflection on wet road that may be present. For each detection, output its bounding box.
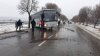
[0,24,100,56]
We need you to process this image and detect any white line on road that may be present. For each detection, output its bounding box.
[48,35,53,39]
[38,35,54,47]
[38,40,47,47]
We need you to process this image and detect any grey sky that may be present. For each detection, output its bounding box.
[0,0,100,20]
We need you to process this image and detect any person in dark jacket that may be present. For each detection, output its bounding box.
[15,21,18,31]
[17,19,23,31]
[58,21,60,27]
[31,19,36,32]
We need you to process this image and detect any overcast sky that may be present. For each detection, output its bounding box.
[0,0,100,20]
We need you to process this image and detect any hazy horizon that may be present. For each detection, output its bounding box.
[0,0,100,20]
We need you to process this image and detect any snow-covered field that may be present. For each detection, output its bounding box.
[0,23,28,34]
[78,24,100,36]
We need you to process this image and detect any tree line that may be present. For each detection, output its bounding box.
[44,3,68,22]
[72,4,100,28]
[18,0,68,28]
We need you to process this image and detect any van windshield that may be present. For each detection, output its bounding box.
[44,11,57,22]
[44,13,55,21]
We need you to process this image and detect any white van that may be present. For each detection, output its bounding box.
[31,9,60,30]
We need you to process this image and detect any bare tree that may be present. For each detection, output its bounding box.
[71,15,80,23]
[86,7,92,26]
[87,9,96,25]
[94,4,100,28]
[45,3,58,9]
[60,14,68,21]
[18,0,38,28]
[79,7,90,25]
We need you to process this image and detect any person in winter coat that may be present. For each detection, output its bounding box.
[17,19,23,31]
[15,21,18,31]
[31,19,36,32]
[41,13,45,31]
[15,19,23,31]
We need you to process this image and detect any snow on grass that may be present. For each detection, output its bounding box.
[79,24,100,36]
[0,23,28,34]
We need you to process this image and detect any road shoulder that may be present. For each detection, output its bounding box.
[76,24,100,40]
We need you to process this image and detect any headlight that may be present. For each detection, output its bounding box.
[57,24,58,26]
[45,24,48,27]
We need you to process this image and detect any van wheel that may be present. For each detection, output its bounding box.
[50,27,53,31]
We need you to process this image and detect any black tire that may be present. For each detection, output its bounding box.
[50,27,53,31]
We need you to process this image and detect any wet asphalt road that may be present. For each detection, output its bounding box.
[0,24,100,56]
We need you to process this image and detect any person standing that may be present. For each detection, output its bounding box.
[31,19,36,32]
[58,20,60,28]
[41,18,45,30]
[41,13,45,31]
[17,19,23,31]
[15,21,18,31]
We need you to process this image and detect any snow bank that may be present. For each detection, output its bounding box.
[0,23,28,34]
[79,24,100,36]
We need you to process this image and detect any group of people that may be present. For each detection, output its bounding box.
[15,13,45,32]
[15,19,23,31]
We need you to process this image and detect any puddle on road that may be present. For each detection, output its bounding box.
[64,28,75,32]
[0,31,28,40]
[28,29,58,43]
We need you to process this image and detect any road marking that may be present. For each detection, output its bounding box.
[48,35,53,39]
[38,40,47,47]
[38,35,54,47]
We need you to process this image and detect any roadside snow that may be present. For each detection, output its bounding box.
[78,24,100,36]
[0,23,28,34]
